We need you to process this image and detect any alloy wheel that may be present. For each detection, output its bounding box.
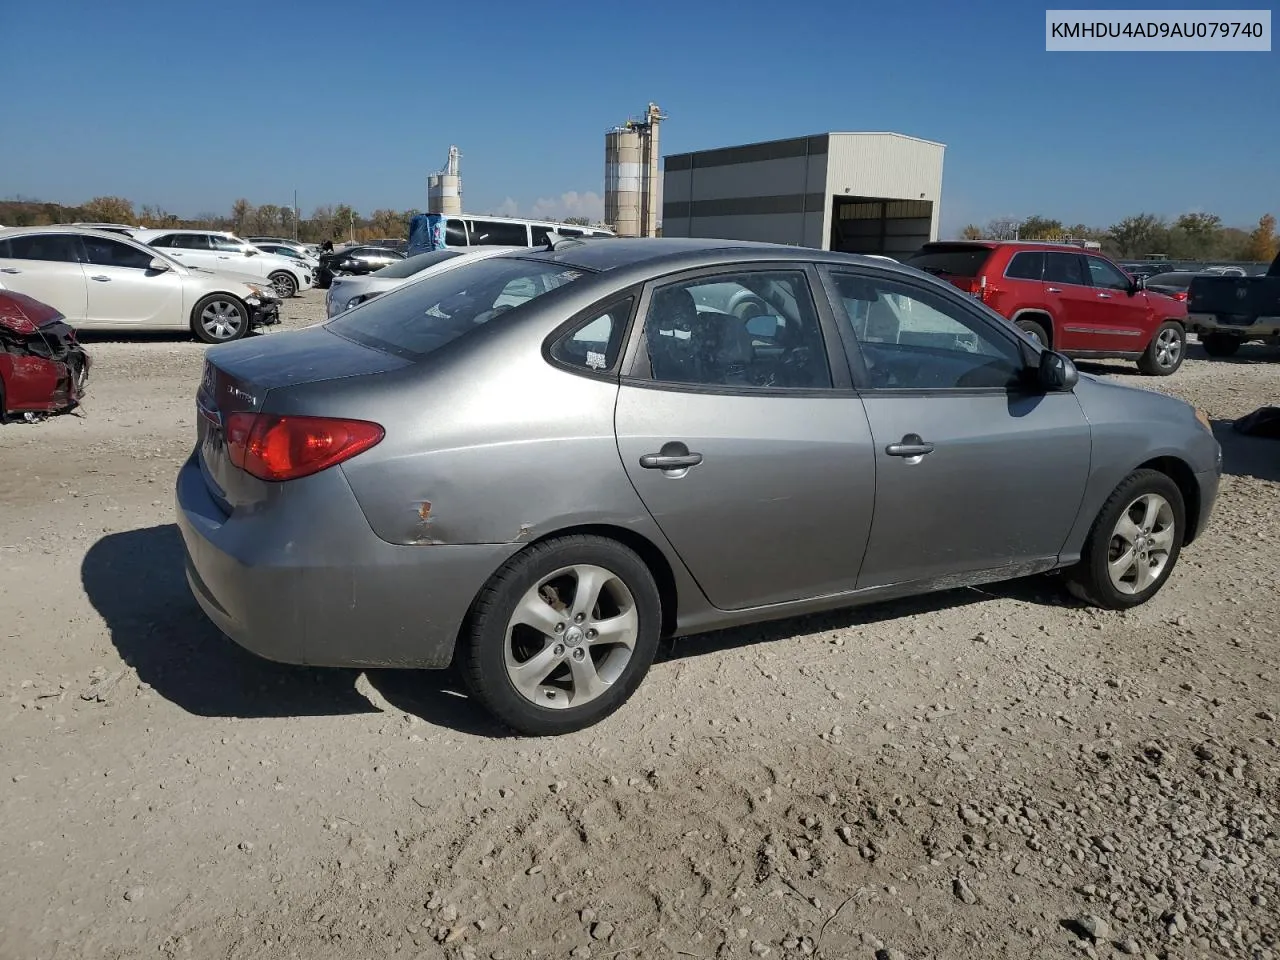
[503,564,639,709]
[1155,327,1183,369]
[1106,492,1176,594]
[200,300,245,341]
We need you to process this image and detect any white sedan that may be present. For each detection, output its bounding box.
[131,229,314,299]
[0,226,281,343]
[325,245,523,319]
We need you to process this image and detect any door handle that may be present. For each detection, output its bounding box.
[90,275,111,282]
[0,267,20,274]
[1046,286,1062,293]
[885,433,935,459]
[640,452,704,470]
[1097,292,1112,299]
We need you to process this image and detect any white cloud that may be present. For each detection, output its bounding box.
[529,190,605,223]
[492,196,520,218]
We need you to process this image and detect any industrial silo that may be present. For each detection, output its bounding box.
[427,146,462,216]
[605,126,642,238]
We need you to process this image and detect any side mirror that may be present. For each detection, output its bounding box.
[1038,349,1079,392]
[244,249,259,256]
[147,257,171,273]
[1130,275,1144,295]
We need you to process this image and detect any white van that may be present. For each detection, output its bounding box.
[440,215,614,249]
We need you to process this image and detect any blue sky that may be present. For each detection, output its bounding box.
[4,0,1275,236]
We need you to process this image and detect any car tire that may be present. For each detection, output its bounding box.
[1201,332,1242,358]
[459,534,662,736]
[269,271,298,298]
[1015,318,1050,347]
[191,295,251,345]
[1065,468,1185,610]
[1137,321,1186,376]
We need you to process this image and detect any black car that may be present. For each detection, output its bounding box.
[315,245,406,288]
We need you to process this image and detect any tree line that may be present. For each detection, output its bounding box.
[959,212,1278,263]
[0,196,592,243]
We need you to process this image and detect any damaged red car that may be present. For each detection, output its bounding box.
[0,290,90,422]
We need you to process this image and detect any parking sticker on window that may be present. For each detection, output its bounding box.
[586,350,607,370]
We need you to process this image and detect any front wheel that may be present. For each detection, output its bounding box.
[1015,318,1049,348]
[1066,468,1185,609]
[269,271,298,298]
[1202,332,1242,358]
[459,535,662,735]
[1137,321,1185,376]
[191,295,250,344]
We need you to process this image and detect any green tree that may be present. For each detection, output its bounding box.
[81,196,136,224]
[1173,212,1222,259]
[252,204,284,235]
[1108,214,1166,259]
[332,204,358,243]
[1244,213,1278,263]
[1018,215,1064,240]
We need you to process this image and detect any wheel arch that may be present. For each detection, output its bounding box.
[1010,308,1055,347]
[1136,455,1202,544]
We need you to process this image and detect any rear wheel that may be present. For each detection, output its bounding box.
[1201,332,1242,357]
[191,295,250,344]
[269,271,298,298]
[459,535,662,735]
[1137,321,1185,376]
[1015,318,1049,347]
[1066,468,1185,609]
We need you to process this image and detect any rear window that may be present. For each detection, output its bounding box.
[905,245,995,278]
[374,250,461,279]
[327,256,589,361]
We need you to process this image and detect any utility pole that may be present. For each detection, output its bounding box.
[349,209,355,244]
[293,189,299,241]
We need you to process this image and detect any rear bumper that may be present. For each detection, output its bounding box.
[1187,312,1280,337]
[174,450,520,668]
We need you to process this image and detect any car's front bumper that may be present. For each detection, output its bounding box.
[249,300,281,327]
[1187,312,1280,338]
[174,450,519,669]
[1190,460,1221,544]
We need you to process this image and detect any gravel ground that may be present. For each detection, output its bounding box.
[1,291,1277,960]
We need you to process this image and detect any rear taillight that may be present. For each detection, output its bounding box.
[224,413,384,482]
[966,275,992,303]
[1174,291,1188,302]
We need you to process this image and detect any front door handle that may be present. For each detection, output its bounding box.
[0,267,20,274]
[886,433,935,459]
[1046,286,1062,293]
[640,452,704,470]
[640,441,703,471]
[90,275,111,282]
[1097,292,1112,299]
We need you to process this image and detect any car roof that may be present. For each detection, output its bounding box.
[132,228,234,237]
[918,240,1102,253]
[0,224,153,243]
[512,236,908,275]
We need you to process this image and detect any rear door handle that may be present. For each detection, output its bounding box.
[1046,286,1062,293]
[0,267,20,274]
[886,433,935,459]
[90,275,111,282]
[640,452,703,470]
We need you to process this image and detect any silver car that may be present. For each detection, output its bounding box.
[176,239,1222,735]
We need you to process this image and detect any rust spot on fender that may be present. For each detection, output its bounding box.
[515,522,534,541]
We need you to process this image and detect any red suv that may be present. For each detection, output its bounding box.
[904,242,1189,376]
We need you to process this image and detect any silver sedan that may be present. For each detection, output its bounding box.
[176,238,1221,735]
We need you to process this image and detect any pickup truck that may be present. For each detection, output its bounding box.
[1186,253,1280,356]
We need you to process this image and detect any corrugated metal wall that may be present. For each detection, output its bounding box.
[823,134,945,246]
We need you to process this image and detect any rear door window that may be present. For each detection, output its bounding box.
[171,234,211,250]
[6,234,82,262]
[1044,252,1087,286]
[1004,251,1045,280]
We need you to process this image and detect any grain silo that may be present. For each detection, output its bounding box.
[427,146,462,216]
[605,103,664,237]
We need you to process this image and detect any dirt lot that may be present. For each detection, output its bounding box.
[1,292,1277,960]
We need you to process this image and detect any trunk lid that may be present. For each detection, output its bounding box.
[195,324,410,512]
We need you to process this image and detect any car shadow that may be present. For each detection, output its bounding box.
[81,524,1074,735]
[1073,360,1137,377]
[1190,341,1280,365]
[81,524,376,719]
[1212,418,1280,483]
[75,330,200,345]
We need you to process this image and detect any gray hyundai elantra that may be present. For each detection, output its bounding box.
[176,237,1222,735]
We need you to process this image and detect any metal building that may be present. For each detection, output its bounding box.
[605,104,664,237]
[427,146,463,216]
[662,132,944,258]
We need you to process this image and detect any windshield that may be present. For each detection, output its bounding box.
[327,256,589,360]
[374,250,462,279]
